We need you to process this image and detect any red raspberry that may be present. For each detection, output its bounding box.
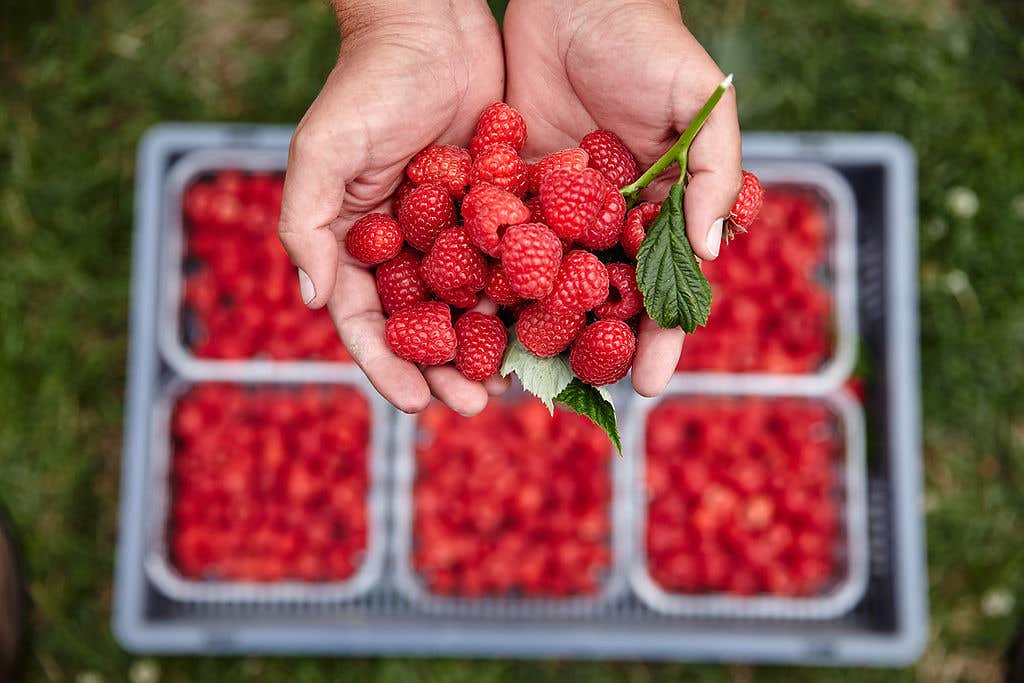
[516,303,586,358]
[470,103,528,158]
[569,320,636,386]
[484,262,523,306]
[578,183,626,250]
[728,170,764,236]
[527,148,589,194]
[385,301,457,365]
[406,145,472,199]
[594,263,642,320]
[344,213,403,265]
[436,285,479,309]
[524,195,544,223]
[461,184,531,256]
[622,201,660,259]
[393,179,416,215]
[454,312,508,381]
[398,183,455,251]
[469,143,528,197]
[580,130,639,188]
[420,227,487,295]
[500,223,563,299]
[376,248,430,315]
[541,250,610,314]
[540,168,606,241]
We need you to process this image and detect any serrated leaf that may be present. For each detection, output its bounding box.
[500,331,573,412]
[555,379,621,453]
[635,184,713,332]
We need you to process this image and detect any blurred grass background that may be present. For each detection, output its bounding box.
[1,0,1023,680]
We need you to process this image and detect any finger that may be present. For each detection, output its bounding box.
[677,79,742,261]
[423,366,490,417]
[278,70,367,309]
[631,315,684,398]
[328,260,431,414]
[484,374,511,396]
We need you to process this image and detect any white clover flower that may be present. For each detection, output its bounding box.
[946,186,979,219]
[981,588,1014,617]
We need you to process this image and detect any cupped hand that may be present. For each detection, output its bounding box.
[504,0,743,397]
[279,0,506,415]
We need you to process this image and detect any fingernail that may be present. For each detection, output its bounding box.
[705,218,724,258]
[298,268,316,305]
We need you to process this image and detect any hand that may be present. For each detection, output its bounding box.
[504,0,743,397]
[279,0,506,415]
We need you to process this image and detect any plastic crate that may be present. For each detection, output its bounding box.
[114,125,926,665]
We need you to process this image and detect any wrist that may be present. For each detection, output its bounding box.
[334,0,493,37]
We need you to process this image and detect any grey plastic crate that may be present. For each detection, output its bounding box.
[114,124,926,665]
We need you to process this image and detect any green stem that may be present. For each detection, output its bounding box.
[620,73,733,199]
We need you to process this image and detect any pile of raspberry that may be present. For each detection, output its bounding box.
[182,171,350,362]
[346,103,659,387]
[644,397,841,597]
[170,384,370,582]
[412,397,612,597]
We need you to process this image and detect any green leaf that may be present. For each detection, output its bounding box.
[635,184,713,332]
[555,379,622,453]
[500,331,574,412]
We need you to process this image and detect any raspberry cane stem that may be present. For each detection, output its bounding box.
[619,73,734,204]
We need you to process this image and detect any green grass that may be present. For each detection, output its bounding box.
[1,0,1022,680]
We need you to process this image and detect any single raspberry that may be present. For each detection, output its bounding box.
[500,223,563,299]
[527,148,589,194]
[469,143,528,197]
[376,248,430,315]
[578,182,626,250]
[470,103,528,158]
[461,184,531,256]
[436,285,479,309]
[580,130,639,188]
[454,311,508,381]
[539,168,606,241]
[622,201,660,259]
[516,303,586,358]
[398,182,455,252]
[420,227,487,295]
[569,320,636,386]
[484,262,523,306]
[524,195,544,223]
[540,250,610,314]
[385,301,457,365]
[393,179,416,215]
[406,145,472,199]
[344,213,403,265]
[594,263,642,320]
[728,170,764,236]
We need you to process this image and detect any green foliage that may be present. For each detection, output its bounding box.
[1,0,1022,680]
[635,185,712,331]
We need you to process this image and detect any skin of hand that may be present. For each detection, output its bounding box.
[278,0,507,416]
[504,0,743,398]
